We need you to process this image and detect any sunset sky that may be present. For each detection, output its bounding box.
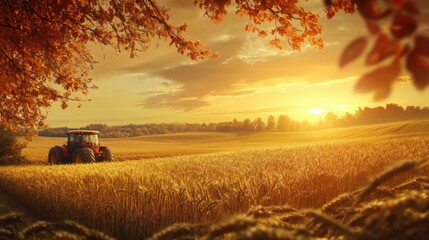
[46,1,429,128]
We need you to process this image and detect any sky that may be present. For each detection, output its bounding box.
[46,1,429,128]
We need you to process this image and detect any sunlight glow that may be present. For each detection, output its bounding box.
[308,109,326,115]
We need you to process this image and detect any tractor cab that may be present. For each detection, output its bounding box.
[67,130,100,154]
[48,130,114,165]
[67,130,99,150]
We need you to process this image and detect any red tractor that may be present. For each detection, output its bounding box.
[48,130,114,164]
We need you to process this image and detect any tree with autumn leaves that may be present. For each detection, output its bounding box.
[335,0,429,100]
[0,0,428,137]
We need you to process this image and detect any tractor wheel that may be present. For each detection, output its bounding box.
[101,148,114,162]
[72,147,95,164]
[48,146,65,165]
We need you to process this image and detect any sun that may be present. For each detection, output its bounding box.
[308,108,326,115]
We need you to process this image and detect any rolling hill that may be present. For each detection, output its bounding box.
[23,119,429,164]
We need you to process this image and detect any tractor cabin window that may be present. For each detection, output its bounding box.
[69,134,75,144]
[82,134,99,145]
[75,134,82,144]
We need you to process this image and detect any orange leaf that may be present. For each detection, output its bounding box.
[324,0,333,7]
[355,60,401,98]
[390,12,417,39]
[406,50,429,90]
[392,0,405,7]
[374,87,391,101]
[61,101,68,109]
[358,0,393,20]
[415,35,429,56]
[269,39,282,49]
[214,0,229,8]
[366,34,401,65]
[366,21,381,35]
[402,0,419,15]
[340,36,367,68]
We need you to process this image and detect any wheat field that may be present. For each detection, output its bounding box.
[21,119,429,164]
[150,171,429,240]
[2,128,429,239]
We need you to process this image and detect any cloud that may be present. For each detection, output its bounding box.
[201,105,299,116]
[139,93,209,111]
[138,90,166,95]
[110,4,385,111]
[140,36,364,110]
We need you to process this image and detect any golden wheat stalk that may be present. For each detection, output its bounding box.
[18,221,50,239]
[392,176,429,192]
[246,205,297,219]
[149,223,201,240]
[353,160,416,207]
[322,193,355,214]
[229,224,295,240]
[202,216,258,240]
[307,210,358,238]
[0,212,21,226]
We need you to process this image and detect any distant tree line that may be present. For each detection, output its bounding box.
[38,123,216,138]
[38,104,429,138]
[322,103,429,128]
